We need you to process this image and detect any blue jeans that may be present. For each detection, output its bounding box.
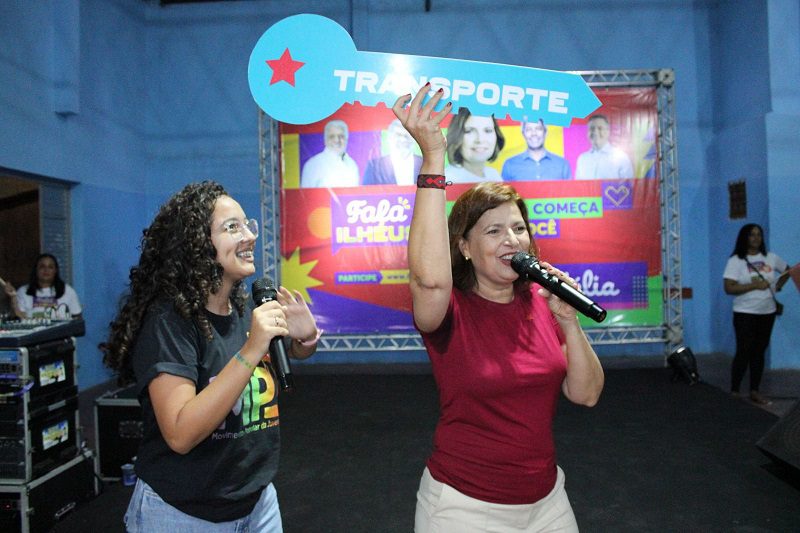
[124,479,283,532]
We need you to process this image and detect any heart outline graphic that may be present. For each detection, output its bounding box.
[604,184,631,207]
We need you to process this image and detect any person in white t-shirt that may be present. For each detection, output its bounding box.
[16,253,82,320]
[723,224,790,405]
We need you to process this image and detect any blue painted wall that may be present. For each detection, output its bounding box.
[762,0,800,368]
[706,0,800,369]
[1,0,797,388]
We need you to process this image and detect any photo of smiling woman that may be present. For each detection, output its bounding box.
[444,107,505,183]
[101,181,320,532]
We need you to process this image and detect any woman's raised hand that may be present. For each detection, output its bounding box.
[392,85,451,159]
[276,286,318,343]
[0,277,15,298]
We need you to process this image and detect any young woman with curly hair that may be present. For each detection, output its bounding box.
[101,181,320,532]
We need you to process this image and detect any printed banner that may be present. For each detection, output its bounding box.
[279,87,661,333]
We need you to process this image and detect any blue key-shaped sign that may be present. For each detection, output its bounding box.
[249,14,600,126]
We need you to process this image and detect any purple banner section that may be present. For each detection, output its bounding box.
[601,180,634,211]
[331,193,414,254]
[556,261,648,309]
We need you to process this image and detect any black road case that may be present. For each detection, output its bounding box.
[0,450,97,533]
[94,386,142,480]
[0,338,80,483]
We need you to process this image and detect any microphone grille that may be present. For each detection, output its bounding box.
[251,277,277,304]
[510,252,530,272]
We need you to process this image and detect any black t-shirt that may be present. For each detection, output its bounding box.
[132,299,281,522]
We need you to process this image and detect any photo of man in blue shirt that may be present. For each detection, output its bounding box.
[501,119,571,181]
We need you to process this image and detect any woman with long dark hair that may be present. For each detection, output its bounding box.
[723,223,790,405]
[101,181,320,532]
[14,253,82,319]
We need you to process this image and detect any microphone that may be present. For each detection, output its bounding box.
[510,252,607,323]
[252,277,295,392]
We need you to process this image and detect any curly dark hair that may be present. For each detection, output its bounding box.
[100,181,247,385]
[448,182,538,292]
[731,223,767,259]
[26,253,66,299]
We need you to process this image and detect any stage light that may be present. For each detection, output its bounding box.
[667,345,700,385]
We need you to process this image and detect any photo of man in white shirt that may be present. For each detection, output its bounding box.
[300,119,360,188]
[575,114,633,180]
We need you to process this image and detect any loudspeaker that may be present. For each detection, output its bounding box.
[667,345,700,385]
[756,401,800,474]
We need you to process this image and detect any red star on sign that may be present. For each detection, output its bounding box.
[265,48,305,86]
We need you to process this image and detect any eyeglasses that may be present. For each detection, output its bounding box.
[221,218,259,241]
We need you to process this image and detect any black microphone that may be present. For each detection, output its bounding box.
[510,252,607,323]
[252,277,295,392]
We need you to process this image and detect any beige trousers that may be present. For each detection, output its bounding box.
[414,466,579,533]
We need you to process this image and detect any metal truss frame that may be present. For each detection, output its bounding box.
[258,114,280,285]
[259,68,682,354]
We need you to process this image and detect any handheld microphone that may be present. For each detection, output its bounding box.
[252,277,295,392]
[510,252,607,323]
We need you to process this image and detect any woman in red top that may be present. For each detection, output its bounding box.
[394,87,604,532]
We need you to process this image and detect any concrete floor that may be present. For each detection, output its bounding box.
[694,352,799,418]
[77,351,800,453]
[601,351,799,418]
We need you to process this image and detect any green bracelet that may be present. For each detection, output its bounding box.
[233,351,255,371]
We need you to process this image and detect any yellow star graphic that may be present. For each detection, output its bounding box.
[280,247,323,302]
